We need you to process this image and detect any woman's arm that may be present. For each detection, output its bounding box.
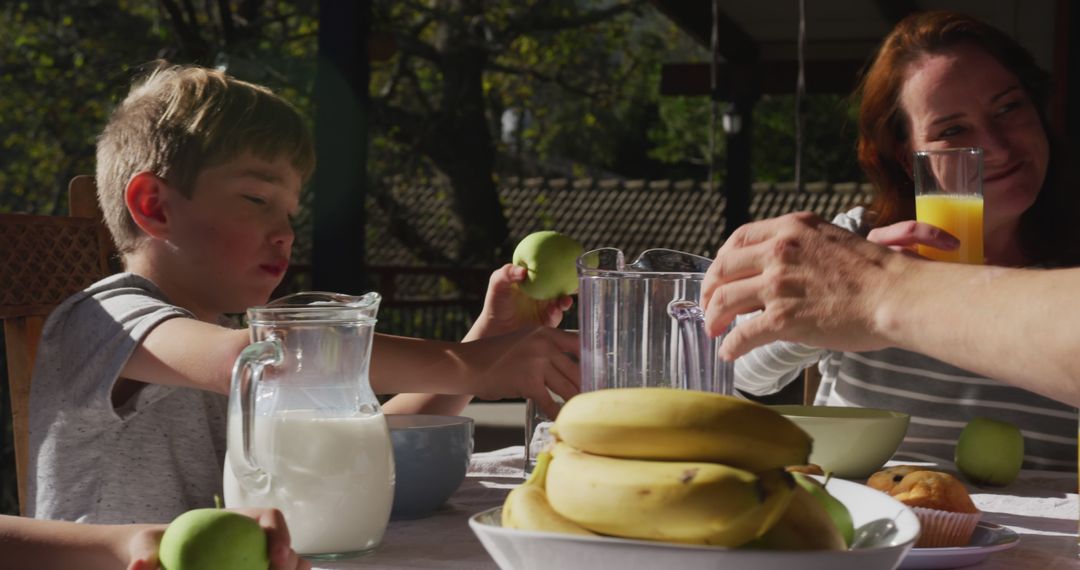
[703,212,1080,407]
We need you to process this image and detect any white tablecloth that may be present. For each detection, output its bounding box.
[316,447,1078,569]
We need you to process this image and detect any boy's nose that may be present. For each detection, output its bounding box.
[271,220,295,247]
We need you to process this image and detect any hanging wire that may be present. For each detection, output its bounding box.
[795,0,806,192]
[708,0,719,194]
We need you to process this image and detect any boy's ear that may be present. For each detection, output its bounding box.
[125,172,171,239]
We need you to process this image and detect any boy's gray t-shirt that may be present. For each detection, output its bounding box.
[27,273,229,523]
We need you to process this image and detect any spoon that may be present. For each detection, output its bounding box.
[851,517,899,549]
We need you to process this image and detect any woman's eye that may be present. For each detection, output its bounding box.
[243,195,268,206]
[938,125,964,138]
[996,101,1021,116]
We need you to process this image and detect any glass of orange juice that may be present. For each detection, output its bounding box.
[913,147,984,264]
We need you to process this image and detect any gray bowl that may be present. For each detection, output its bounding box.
[388,414,474,519]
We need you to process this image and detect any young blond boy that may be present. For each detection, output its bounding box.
[27,63,578,524]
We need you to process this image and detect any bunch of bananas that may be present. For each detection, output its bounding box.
[502,387,847,550]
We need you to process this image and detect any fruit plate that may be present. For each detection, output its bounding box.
[898,522,1020,569]
[469,476,920,570]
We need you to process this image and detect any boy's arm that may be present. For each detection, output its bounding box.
[120,318,250,395]
[0,514,153,570]
[0,509,309,570]
[370,327,579,419]
[381,264,573,416]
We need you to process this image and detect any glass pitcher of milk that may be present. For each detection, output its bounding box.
[223,291,392,560]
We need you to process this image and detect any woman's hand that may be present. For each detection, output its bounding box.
[866,220,960,255]
[701,212,906,360]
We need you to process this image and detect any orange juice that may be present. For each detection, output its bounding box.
[915,194,984,264]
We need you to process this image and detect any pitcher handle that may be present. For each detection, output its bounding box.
[668,299,732,394]
[228,339,283,493]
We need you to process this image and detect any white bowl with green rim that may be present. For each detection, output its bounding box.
[769,405,910,479]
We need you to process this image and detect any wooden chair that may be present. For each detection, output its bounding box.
[0,175,114,514]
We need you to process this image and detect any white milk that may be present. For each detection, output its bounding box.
[224,410,395,556]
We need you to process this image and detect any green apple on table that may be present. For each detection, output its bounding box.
[954,417,1025,487]
[750,474,847,551]
[791,472,855,547]
[159,507,269,570]
[512,230,584,300]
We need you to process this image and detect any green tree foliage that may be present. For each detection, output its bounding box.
[648,93,863,185]
[0,0,318,215]
[0,1,164,214]
[369,0,706,264]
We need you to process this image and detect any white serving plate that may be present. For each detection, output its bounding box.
[469,475,920,570]
[898,522,1020,569]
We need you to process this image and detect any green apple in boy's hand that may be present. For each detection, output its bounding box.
[512,231,584,300]
[792,472,855,547]
[955,417,1024,486]
[159,507,268,570]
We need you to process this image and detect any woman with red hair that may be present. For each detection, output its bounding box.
[735,11,1078,471]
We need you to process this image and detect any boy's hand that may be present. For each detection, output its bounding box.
[467,264,574,340]
[125,508,311,570]
[463,326,581,418]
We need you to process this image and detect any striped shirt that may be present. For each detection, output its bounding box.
[734,207,1078,472]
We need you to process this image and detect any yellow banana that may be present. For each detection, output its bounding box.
[545,443,794,547]
[552,387,811,471]
[745,484,847,551]
[501,451,595,536]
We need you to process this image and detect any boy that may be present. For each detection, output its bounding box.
[27,62,578,524]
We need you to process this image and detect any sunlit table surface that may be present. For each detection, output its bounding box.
[314,447,1077,570]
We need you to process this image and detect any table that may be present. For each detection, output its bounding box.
[316,447,1078,570]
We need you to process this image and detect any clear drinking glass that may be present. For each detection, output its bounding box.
[524,248,734,473]
[913,147,984,264]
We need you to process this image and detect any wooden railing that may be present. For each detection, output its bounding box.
[279,264,490,341]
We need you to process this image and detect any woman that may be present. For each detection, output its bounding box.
[735,11,1079,471]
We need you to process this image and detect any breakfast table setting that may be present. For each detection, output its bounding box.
[222,243,1078,570]
[311,445,1077,570]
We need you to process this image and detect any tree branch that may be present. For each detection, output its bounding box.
[179,0,201,33]
[216,0,236,46]
[505,0,646,40]
[157,0,210,59]
[486,61,602,99]
[393,32,441,63]
[369,98,436,154]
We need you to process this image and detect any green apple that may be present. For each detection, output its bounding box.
[955,417,1025,486]
[512,230,584,300]
[748,484,847,551]
[159,508,269,570]
[792,472,855,547]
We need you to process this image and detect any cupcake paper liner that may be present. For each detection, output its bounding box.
[911,506,982,548]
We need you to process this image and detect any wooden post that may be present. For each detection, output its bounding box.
[311,0,371,294]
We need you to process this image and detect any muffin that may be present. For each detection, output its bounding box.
[866,465,924,494]
[868,468,981,547]
[785,463,825,476]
